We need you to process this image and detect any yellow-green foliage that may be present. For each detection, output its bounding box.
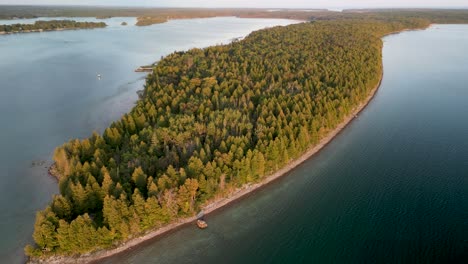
[26,15,448,258]
[0,20,106,33]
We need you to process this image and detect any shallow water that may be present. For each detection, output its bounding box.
[0,16,296,263]
[97,24,468,264]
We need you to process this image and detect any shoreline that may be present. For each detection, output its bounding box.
[28,26,428,264]
[32,61,383,264]
[0,27,106,36]
[199,75,384,217]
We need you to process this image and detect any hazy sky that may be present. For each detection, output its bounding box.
[0,0,466,8]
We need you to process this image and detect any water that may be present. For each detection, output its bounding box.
[98,25,468,264]
[0,16,296,263]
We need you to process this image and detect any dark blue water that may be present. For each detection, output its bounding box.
[98,25,468,264]
[0,17,295,263]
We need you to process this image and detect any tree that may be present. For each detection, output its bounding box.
[53,147,70,177]
[32,208,59,252]
[131,167,147,193]
[177,178,199,214]
[101,169,114,198]
[147,178,159,197]
[159,189,179,218]
[51,195,72,221]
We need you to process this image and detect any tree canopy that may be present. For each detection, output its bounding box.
[0,20,106,34]
[25,13,468,259]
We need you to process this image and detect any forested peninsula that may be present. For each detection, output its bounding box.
[25,12,468,264]
[0,20,106,35]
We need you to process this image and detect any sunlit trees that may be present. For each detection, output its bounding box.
[0,20,106,33]
[27,16,443,258]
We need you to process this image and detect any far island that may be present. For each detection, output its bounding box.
[0,20,106,35]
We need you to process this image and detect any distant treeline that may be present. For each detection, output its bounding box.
[0,20,106,33]
[1,6,468,26]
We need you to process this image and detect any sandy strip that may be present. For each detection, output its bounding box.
[73,27,432,263]
[201,76,383,216]
[32,25,437,263]
[31,68,383,264]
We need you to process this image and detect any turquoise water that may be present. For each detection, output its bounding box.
[0,17,295,263]
[97,25,468,264]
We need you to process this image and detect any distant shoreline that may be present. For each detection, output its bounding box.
[0,27,104,35]
[28,25,430,264]
[0,20,107,35]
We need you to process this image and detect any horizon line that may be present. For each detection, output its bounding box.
[0,4,468,10]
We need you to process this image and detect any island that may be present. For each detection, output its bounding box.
[136,16,168,26]
[0,20,106,35]
[24,10,468,264]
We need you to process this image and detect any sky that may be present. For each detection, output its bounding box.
[0,0,466,8]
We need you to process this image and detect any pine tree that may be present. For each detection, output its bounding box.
[131,167,147,193]
[51,195,72,221]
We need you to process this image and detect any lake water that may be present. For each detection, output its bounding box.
[0,16,296,263]
[97,25,468,264]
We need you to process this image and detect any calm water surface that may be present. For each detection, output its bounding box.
[0,17,296,263]
[98,25,468,264]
